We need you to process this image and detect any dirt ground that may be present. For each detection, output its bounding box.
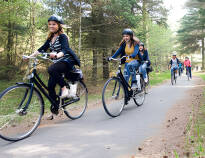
[134,77,205,158]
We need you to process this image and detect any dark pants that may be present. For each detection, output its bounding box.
[47,61,74,103]
[186,66,192,78]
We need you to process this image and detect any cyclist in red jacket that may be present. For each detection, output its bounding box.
[184,57,192,79]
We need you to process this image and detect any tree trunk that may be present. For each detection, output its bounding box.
[92,49,97,85]
[142,0,147,44]
[202,38,205,69]
[102,49,109,79]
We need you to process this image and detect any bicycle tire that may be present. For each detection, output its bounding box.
[145,74,150,94]
[102,77,126,117]
[0,84,43,141]
[133,76,146,106]
[63,80,88,120]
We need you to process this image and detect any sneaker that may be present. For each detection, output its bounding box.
[131,81,138,90]
[47,114,54,120]
[69,83,77,98]
[144,77,148,83]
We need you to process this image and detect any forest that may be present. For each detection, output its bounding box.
[0,0,204,84]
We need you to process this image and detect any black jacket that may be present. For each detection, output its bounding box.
[38,34,80,67]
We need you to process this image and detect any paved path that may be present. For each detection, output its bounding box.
[0,75,196,158]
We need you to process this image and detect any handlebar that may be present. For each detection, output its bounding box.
[109,56,127,61]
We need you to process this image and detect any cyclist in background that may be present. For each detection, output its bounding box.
[184,57,192,79]
[169,52,180,77]
[178,61,183,76]
[138,42,151,83]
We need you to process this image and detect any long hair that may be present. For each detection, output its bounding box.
[119,36,140,47]
[47,22,64,40]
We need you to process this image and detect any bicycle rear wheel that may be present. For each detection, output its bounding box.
[63,80,88,120]
[102,77,125,117]
[145,74,150,94]
[133,77,146,106]
[0,84,43,141]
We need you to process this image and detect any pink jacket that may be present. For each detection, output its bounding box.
[184,60,191,67]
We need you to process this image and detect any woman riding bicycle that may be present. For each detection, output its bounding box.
[28,15,80,115]
[169,52,179,72]
[109,28,142,89]
[138,42,151,83]
[184,57,192,79]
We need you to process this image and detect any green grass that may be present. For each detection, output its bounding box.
[149,71,170,86]
[184,73,205,157]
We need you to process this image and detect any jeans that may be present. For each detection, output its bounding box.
[124,60,140,83]
[186,66,192,78]
[139,63,148,79]
[171,66,178,76]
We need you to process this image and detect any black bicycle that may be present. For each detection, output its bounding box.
[102,56,146,117]
[0,53,88,141]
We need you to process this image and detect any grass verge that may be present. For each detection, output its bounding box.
[184,73,205,157]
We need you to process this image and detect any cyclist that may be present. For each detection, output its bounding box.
[178,61,183,76]
[138,42,151,83]
[28,15,80,115]
[169,52,180,77]
[184,57,192,79]
[109,28,142,89]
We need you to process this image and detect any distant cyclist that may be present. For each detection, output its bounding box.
[184,57,192,79]
[169,52,180,77]
[138,42,151,83]
[178,61,183,76]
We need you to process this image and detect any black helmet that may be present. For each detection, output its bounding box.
[139,42,144,47]
[48,15,64,24]
[122,28,133,36]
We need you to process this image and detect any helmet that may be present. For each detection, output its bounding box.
[48,15,64,24]
[172,51,177,56]
[122,28,133,36]
[139,42,144,47]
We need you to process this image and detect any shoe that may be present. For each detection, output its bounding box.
[47,114,54,120]
[50,104,59,115]
[69,83,77,98]
[144,77,148,83]
[131,81,138,90]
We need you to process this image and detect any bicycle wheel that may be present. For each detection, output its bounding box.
[133,77,146,106]
[145,74,150,94]
[174,72,177,84]
[102,77,126,117]
[0,84,43,141]
[171,73,174,85]
[63,80,88,120]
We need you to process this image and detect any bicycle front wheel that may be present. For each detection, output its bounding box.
[0,84,43,141]
[63,80,88,120]
[102,77,126,117]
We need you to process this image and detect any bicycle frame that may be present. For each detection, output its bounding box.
[19,55,80,112]
[111,57,133,103]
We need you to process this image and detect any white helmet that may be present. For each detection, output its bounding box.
[172,51,177,56]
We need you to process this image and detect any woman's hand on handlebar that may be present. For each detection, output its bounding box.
[49,52,57,59]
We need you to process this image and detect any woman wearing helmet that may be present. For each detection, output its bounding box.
[29,15,80,115]
[138,42,151,83]
[109,28,142,89]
